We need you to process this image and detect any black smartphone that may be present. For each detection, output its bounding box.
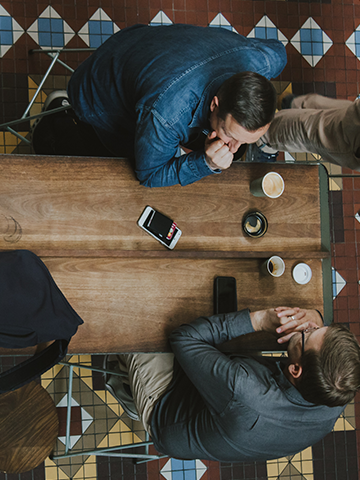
[214,276,237,314]
[138,206,182,249]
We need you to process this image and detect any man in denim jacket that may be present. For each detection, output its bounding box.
[37,25,286,187]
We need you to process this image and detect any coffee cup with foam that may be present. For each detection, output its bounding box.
[250,172,284,198]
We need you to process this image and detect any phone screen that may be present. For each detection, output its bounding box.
[145,210,178,247]
[214,277,237,314]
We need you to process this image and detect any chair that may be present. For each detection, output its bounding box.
[51,360,165,463]
[0,381,59,473]
[0,47,95,145]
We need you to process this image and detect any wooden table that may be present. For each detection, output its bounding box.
[0,155,331,353]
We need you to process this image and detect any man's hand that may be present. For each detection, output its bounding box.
[250,307,324,343]
[274,307,324,344]
[204,131,234,170]
[250,309,280,334]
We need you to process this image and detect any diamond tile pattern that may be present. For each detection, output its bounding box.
[0,5,24,58]
[209,13,237,33]
[332,267,347,299]
[150,11,173,26]
[247,15,287,46]
[160,459,207,480]
[27,6,75,49]
[290,17,333,67]
[78,8,120,48]
[346,26,360,61]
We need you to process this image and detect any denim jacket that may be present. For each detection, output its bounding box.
[68,24,287,187]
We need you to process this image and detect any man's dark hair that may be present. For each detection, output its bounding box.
[297,323,360,407]
[216,71,277,131]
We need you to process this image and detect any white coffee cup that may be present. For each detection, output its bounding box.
[250,172,285,198]
[262,255,285,277]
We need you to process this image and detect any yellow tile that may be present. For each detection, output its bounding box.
[329,178,342,191]
[83,457,97,477]
[28,77,47,104]
[0,131,30,153]
[72,465,85,480]
[300,447,312,461]
[120,431,136,445]
[41,378,53,389]
[45,457,69,480]
[42,364,63,379]
[267,457,289,477]
[267,460,286,477]
[333,416,355,431]
[80,375,93,390]
[301,460,314,474]
[96,390,106,403]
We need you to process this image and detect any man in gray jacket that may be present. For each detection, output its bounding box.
[106,306,360,461]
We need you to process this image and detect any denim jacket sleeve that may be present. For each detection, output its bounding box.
[134,108,217,188]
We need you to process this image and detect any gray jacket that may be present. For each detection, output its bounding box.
[150,309,344,461]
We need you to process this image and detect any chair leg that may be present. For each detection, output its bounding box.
[0,48,95,136]
[52,360,163,463]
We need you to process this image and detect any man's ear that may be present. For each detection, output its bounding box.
[288,362,303,380]
[210,96,219,112]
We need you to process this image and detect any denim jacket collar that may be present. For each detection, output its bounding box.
[188,73,231,130]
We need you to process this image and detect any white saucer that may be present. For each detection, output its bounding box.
[292,263,312,285]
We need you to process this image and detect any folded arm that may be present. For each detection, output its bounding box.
[134,113,217,187]
[169,310,254,414]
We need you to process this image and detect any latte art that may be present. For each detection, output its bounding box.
[262,173,284,198]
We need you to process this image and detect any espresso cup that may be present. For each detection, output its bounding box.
[261,255,285,277]
[250,172,285,198]
[242,211,268,238]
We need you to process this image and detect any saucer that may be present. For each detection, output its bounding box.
[292,263,312,285]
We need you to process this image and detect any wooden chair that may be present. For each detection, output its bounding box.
[0,381,59,473]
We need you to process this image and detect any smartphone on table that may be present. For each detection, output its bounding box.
[138,206,182,249]
[214,276,237,314]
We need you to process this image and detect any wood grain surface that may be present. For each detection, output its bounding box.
[0,155,328,354]
[0,156,323,254]
[36,256,323,353]
[0,381,58,473]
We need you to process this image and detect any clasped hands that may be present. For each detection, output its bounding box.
[204,131,234,170]
[250,307,324,344]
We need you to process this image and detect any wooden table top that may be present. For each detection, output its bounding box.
[0,155,330,353]
[0,155,325,256]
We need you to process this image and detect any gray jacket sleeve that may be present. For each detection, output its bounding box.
[168,310,255,415]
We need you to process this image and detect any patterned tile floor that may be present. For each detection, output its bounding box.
[0,1,360,479]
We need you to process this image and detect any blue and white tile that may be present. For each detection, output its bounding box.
[209,13,237,33]
[27,6,75,49]
[290,17,333,67]
[332,267,347,299]
[160,459,207,480]
[247,15,287,46]
[150,11,173,26]
[345,25,360,61]
[78,8,120,48]
[0,5,24,58]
